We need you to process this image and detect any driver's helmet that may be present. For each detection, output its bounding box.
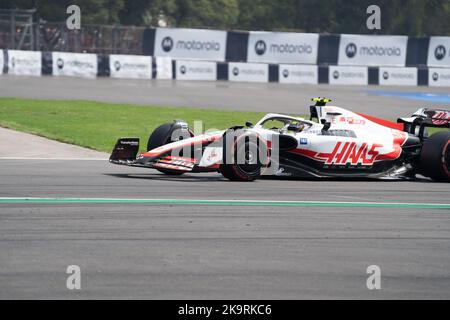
[288,121,306,132]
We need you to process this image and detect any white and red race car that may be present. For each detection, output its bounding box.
[110,98,450,182]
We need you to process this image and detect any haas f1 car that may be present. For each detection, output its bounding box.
[110,98,450,182]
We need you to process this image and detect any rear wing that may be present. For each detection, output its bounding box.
[398,108,450,139]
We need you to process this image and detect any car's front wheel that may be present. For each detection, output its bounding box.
[147,121,193,176]
[220,135,267,181]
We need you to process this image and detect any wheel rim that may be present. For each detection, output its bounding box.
[236,144,260,175]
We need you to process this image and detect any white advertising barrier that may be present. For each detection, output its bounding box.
[155,57,172,79]
[154,28,227,61]
[338,34,408,66]
[247,31,319,64]
[228,62,268,83]
[329,66,368,85]
[109,54,152,79]
[429,68,450,87]
[279,64,318,84]
[7,50,41,76]
[52,52,97,78]
[379,67,417,86]
[175,60,216,81]
[427,37,450,67]
[0,50,3,74]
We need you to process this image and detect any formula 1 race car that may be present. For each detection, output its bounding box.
[110,98,450,182]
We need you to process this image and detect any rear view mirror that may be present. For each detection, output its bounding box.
[245,121,254,128]
[321,122,331,132]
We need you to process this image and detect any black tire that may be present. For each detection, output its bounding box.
[147,123,174,152]
[220,136,267,181]
[420,131,450,182]
[147,121,192,176]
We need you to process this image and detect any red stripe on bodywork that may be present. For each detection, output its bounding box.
[288,148,319,159]
[374,131,408,161]
[142,133,223,158]
[163,156,196,162]
[357,113,404,131]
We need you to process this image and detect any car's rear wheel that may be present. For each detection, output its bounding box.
[147,121,193,176]
[420,131,450,182]
[220,135,267,181]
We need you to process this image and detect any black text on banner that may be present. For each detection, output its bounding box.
[247,31,319,64]
[52,52,97,78]
[109,54,152,79]
[278,64,318,84]
[379,67,417,86]
[338,34,408,67]
[329,65,368,85]
[154,28,227,61]
[228,62,269,83]
[7,50,42,76]
[175,60,217,81]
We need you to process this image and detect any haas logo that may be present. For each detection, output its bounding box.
[317,142,383,165]
[345,43,357,58]
[431,111,450,125]
[434,45,446,60]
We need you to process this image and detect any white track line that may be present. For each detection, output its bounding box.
[0,197,448,207]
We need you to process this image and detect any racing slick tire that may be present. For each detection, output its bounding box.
[420,131,450,182]
[147,121,193,176]
[220,135,267,182]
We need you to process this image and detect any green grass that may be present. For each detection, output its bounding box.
[0,98,267,153]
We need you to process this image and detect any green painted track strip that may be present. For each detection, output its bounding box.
[0,198,449,209]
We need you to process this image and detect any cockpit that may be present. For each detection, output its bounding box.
[255,114,313,133]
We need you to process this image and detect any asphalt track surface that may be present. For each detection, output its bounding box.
[1,160,450,299]
[1,75,450,299]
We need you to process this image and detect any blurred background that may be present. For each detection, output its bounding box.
[1,0,450,54]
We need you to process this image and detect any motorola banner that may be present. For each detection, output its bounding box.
[154,28,227,61]
[429,68,450,87]
[247,31,319,64]
[338,34,408,66]
[379,67,417,86]
[52,52,97,78]
[427,37,450,67]
[109,54,152,79]
[228,62,269,83]
[175,60,217,81]
[329,66,368,85]
[7,50,41,76]
[278,64,318,84]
